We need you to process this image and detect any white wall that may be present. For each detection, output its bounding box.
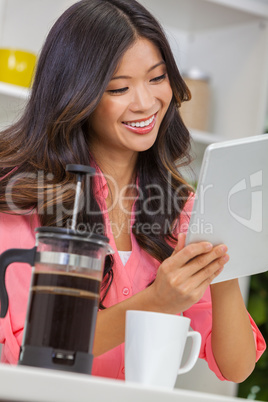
[0,0,75,52]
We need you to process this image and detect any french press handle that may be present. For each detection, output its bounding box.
[0,247,36,318]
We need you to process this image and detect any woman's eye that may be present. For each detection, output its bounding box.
[107,87,128,94]
[150,73,167,83]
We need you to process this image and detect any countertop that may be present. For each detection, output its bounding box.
[0,364,262,402]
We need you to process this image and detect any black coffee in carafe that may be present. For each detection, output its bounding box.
[24,271,101,356]
[0,165,114,374]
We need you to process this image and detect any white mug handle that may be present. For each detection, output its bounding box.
[178,331,202,375]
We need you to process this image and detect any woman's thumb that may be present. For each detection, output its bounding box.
[172,232,186,255]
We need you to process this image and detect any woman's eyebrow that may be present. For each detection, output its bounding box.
[111,61,165,81]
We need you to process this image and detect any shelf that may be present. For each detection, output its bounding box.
[0,82,29,129]
[0,82,30,100]
[190,130,224,145]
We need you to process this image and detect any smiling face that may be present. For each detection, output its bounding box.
[89,38,173,159]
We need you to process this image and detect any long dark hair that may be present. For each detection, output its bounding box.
[0,0,192,306]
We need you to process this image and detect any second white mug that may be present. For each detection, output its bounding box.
[125,310,201,389]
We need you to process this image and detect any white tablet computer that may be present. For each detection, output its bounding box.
[185,134,268,283]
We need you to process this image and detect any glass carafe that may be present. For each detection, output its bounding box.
[0,227,113,374]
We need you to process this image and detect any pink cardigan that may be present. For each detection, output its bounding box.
[0,182,266,381]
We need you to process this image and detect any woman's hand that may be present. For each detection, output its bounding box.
[149,233,229,314]
[93,233,229,356]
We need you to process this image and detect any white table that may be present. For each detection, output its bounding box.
[0,364,261,402]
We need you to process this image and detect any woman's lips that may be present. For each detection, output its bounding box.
[122,113,157,135]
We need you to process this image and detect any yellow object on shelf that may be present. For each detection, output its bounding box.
[0,48,37,88]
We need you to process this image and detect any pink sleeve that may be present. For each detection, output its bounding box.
[0,213,38,364]
[183,287,266,381]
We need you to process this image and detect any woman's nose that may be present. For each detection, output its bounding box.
[130,84,155,112]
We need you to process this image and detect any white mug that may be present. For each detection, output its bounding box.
[125,310,201,389]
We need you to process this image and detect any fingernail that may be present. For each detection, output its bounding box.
[205,243,213,250]
[223,254,229,263]
[221,245,228,253]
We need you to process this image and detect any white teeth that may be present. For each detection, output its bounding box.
[125,115,155,127]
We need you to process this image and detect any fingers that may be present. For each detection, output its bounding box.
[187,244,228,273]
[164,251,229,308]
[171,233,186,256]
[154,241,229,314]
[170,241,214,269]
[177,233,186,252]
[192,252,229,287]
[166,242,229,282]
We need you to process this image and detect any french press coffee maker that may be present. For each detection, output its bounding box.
[0,165,113,374]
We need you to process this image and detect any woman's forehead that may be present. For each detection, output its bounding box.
[112,38,164,77]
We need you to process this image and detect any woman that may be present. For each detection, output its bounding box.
[0,0,265,382]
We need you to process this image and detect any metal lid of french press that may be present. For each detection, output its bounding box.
[35,164,110,248]
[36,227,109,247]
